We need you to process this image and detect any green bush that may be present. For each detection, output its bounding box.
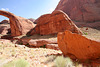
[54,56,74,67]
[40,45,46,48]
[26,35,30,37]
[26,43,29,46]
[83,32,88,35]
[2,59,30,67]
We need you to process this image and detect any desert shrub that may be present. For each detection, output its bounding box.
[20,42,23,45]
[46,55,56,63]
[2,59,30,67]
[40,45,46,48]
[26,35,30,37]
[83,32,88,35]
[54,56,75,67]
[26,43,29,46]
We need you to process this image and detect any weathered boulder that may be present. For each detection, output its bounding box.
[0,10,35,36]
[57,30,100,60]
[46,44,59,50]
[17,38,57,46]
[55,0,100,28]
[14,38,58,50]
[1,35,13,39]
[28,39,57,47]
[28,10,83,35]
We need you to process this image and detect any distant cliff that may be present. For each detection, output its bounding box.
[55,0,100,22]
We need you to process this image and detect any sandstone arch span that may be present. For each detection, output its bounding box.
[0,10,35,36]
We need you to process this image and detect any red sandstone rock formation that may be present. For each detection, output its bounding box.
[28,10,83,35]
[0,19,9,24]
[28,18,36,24]
[0,39,11,44]
[0,20,10,35]
[46,44,59,50]
[14,38,58,50]
[55,0,100,28]
[0,10,35,36]
[57,30,100,60]
[28,39,57,47]
[0,26,10,35]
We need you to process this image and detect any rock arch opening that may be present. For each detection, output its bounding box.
[0,10,35,36]
[0,16,10,35]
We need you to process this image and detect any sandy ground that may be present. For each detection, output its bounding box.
[80,27,100,42]
[0,42,62,67]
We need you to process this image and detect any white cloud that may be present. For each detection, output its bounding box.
[1,8,6,11]
[1,8,9,11]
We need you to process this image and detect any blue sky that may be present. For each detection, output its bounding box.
[0,0,60,21]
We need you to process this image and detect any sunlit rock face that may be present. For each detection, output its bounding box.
[57,30,100,60]
[28,10,83,36]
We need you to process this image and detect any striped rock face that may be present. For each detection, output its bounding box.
[55,0,100,29]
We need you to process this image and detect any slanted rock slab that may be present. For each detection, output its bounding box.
[57,30,100,60]
[15,37,58,50]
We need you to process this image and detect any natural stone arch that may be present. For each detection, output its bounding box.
[0,10,35,36]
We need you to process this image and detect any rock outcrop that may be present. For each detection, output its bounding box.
[55,0,100,29]
[13,38,59,50]
[0,20,10,35]
[0,19,9,24]
[0,10,35,36]
[28,39,57,47]
[0,39,11,44]
[0,26,10,35]
[28,18,36,23]
[57,30,100,60]
[28,10,83,35]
